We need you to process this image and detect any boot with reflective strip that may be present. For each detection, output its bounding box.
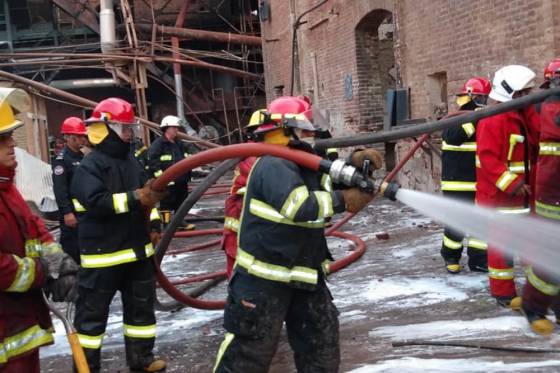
[521,305,554,335]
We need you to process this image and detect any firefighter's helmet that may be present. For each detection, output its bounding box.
[541,58,560,88]
[489,65,536,103]
[0,88,30,135]
[85,98,138,144]
[456,77,491,107]
[160,115,183,129]
[61,117,87,136]
[252,96,315,145]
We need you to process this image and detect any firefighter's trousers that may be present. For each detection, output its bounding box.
[487,246,516,298]
[60,220,80,264]
[214,272,340,373]
[522,265,560,316]
[440,191,486,266]
[73,260,157,372]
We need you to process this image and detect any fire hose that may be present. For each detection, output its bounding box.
[152,144,373,309]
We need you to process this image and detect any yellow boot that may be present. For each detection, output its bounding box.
[445,261,461,274]
[509,296,522,311]
[137,359,166,372]
[531,319,555,335]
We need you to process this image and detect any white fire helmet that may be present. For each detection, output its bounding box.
[160,115,183,128]
[489,65,536,103]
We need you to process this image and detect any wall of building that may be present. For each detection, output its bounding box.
[260,0,560,191]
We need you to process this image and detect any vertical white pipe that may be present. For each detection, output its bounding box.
[100,0,116,54]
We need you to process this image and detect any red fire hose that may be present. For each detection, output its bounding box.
[152,143,368,309]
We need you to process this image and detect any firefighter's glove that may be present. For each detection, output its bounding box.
[341,188,374,213]
[48,274,78,302]
[40,252,79,280]
[135,179,167,208]
[350,148,383,173]
[150,231,162,247]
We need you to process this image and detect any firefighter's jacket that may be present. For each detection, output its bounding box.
[222,157,256,258]
[71,141,154,269]
[441,120,477,193]
[475,110,530,212]
[52,145,84,216]
[0,167,57,366]
[236,155,345,291]
[147,136,196,186]
[536,95,560,220]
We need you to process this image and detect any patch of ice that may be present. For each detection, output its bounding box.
[346,357,560,373]
[340,309,367,323]
[365,277,468,306]
[369,316,533,341]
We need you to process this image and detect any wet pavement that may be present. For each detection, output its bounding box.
[41,193,560,372]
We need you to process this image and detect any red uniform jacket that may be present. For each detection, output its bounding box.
[0,169,53,365]
[535,96,560,219]
[475,110,530,211]
[222,157,256,276]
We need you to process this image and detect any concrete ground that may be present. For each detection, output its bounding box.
[41,194,560,372]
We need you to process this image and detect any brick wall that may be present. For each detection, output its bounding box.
[261,0,560,190]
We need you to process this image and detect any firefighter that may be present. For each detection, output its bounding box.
[147,115,197,230]
[521,59,560,335]
[476,65,536,310]
[440,77,491,274]
[71,98,166,372]
[52,117,87,264]
[0,88,78,372]
[222,109,265,278]
[213,96,381,373]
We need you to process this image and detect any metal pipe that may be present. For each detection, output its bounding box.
[315,87,560,149]
[172,1,193,134]
[136,24,262,47]
[153,56,261,80]
[49,78,117,90]
[0,69,219,149]
[99,0,116,54]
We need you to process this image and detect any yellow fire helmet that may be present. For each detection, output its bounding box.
[0,87,30,135]
[247,108,267,129]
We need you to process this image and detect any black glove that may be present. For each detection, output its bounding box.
[48,274,78,302]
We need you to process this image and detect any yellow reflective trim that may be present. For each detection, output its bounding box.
[526,267,560,296]
[236,187,247,195]
[41,242,63,256]
[184,152,190,158]
[441,181,476,192]
[0,325,53,362]
[496,207,530,215]
[213,333,235,373]
[508,161,526,174]
[475,155,481,168]
[77,333,104,349]
[322,259,331,275]
[236,247,318,285]
[280,185,309,220]
[167,181,175,186]
[134,146,147,158]
[467,238,487,250]
[488,266,514,280]
[321,174,333,193]
[160,154,172,161]
[314,191,334,218]
[539,142,560,156]
[72,198,86,212]
[123,324,156,339]
[6,255,35,292]
[535,200,560,220]
[441,141,476,152]
[112,192,129,214]
[250,199,324,228]
[80,243,154,268]
[24,239,41,258]
[495,171,517,191]
[154,170,163,177]
[224,216,240,232]
[326,148,338,155]
[443,235,463,250]
[507,134,524,161]
[462,122,475,137]
[149,208,160,221]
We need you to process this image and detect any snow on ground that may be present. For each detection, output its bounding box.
[347,357,560,373]
[42,196,560,372]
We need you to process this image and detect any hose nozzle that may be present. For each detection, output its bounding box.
[379,181,400,201]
